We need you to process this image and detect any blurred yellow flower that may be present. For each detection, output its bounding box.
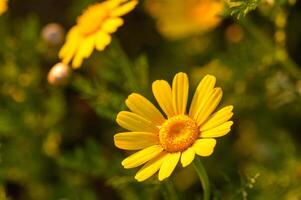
[114,72,233,181]
[59,0,137,68]
[145,0,223,40]
[0,0,8,15]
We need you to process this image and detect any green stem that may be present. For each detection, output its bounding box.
[193,157,210,200]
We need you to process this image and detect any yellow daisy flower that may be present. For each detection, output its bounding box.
[59,0,138,68]
[0,0,8,15]
[114,72,234,182]
[144,0,223,40]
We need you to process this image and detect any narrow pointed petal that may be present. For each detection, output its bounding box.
[189,75,216,119]
[172,72,189,115]
[116,111,159,132]
[114,132,159,150]
[200,106,233,131]
[192,139,216,157]
[72,35,95,68]
[111,0,138,17]
[180,147,195,167]
[158,152,181,181]
[126,93,165,126]
[71,50,84,68]
[80,36,95,58]
[60,40,78,65]
[152,80,175,118]
[59,27,80,64]
[95,31,112,51]
[122,145,163,169]
[105,0,127,9]
[195,88,223,126]
[201,121,233,138]
[101,17,124,33]
[135,152,168,182]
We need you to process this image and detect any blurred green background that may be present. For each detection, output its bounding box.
[1,0,301,199]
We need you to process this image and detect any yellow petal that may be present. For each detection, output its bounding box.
[60,40,78,65]
[80,35,95,57]
[59,36,71,58]
[116,111,159,132]
[59,28,81,64]
[135,152,168,182]
[192,139,216,157]
[189,75,216,120]
[60,27,79,54]
[122,145,163,169]
[0,0,8,15]
[180,147,195,167]
[105,0,127,9]
[102,17,124,33]
[114,132,159,150]
[71,54,83,68]
[126,93,165,126]
[71,35,95,68]
[201,121,233,138]
[95,31,112,51]
[152,80,175,118]
[195,88,223,126]
[172,72,189,115]
[200,106,233,131]
[111,0,138,17]
[158,152,180,181]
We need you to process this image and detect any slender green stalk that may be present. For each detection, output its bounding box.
[193,157,210,200]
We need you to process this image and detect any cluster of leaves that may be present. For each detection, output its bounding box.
[226,0,261,19]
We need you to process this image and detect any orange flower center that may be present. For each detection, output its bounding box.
[159,115,199,153]
[77,4,109,36]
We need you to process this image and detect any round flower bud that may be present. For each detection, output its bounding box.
[47,63,71,86]
[42,23,65,46]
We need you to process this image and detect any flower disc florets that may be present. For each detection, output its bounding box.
[159,115,199,152]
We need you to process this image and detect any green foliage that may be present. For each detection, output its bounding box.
[73,40,149,120]
[227,0,261,19]
[0,0,301,199]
